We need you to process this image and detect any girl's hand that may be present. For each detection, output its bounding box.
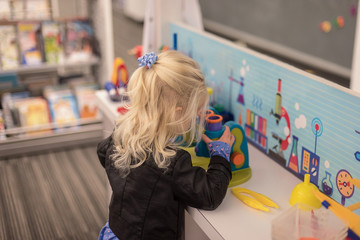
[202,126,235,146]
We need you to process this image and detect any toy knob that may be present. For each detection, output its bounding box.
[230,152,245,168]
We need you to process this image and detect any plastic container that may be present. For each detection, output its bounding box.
[272,204,348,240]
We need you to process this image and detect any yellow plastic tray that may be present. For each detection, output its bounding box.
[184,146,251,187]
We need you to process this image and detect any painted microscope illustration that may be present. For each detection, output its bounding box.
[195,110,249,172]
[270,79,291,156]
[269,78,292,169]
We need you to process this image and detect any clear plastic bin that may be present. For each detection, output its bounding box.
[272,204,348,240]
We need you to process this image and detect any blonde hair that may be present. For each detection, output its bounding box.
[111,50,209,177]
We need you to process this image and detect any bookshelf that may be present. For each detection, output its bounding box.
[0,118,103,157]
[0,58,99,75]
[0,0,114,157]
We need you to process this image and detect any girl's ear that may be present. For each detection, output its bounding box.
[175,106,183,112]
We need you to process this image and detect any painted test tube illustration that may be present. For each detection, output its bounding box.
[274,79,282,124]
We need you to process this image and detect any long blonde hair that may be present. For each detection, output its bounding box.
[111,50,209,177]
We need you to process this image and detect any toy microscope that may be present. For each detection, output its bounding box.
[195,110,251,186]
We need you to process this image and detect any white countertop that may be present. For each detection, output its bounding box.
[95,89,302,240]
[188,143,301,240]
[95,90,126,124]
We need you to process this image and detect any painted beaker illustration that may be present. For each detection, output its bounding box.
[321,171,333,196]
[228,68,245,105]
[288,135,299,174]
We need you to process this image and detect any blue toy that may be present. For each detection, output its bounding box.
[195,113,251,177]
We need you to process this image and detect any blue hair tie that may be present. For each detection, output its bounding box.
[137,52,158,69]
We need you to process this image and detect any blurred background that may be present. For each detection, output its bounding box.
[0,0,358,239]
[0,1,142,239]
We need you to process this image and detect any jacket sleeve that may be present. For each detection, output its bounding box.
[172,150,232,210]
[97,134,113,168]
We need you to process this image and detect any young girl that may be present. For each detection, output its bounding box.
[97,50,234,240]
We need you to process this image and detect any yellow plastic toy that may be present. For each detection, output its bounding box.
[313,178,360,238]
[111,57,128,88]
[232,187,278,212]
[289,174,322,210]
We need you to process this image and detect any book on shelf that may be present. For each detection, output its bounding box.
[0,18,99,70]
[18,22,43,66]
[12,97,51,129]
[1,91,30,129]
[26,0,51,20]
[0,110,6,140]
[42,21,64,64]
[0,24,20,70]
[44,85,80,124]
[0,0,11,20]
[73,82,100,119]
[64,20,98,63]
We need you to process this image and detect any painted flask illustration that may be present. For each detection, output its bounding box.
[288,135,299,174]
[321,171,333,196]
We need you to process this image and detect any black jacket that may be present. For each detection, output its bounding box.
[97,135,232,240]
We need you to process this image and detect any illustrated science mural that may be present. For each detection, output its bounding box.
[170,22,360,213]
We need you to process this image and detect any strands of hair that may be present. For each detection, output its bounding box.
[111,51,209,177]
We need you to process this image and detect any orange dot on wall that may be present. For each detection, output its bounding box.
[320,21,332,33]
[335,16,345,28]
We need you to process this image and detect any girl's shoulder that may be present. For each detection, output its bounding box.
[167,147,191,162]
[167,148,193,170]
[145,148,192,176]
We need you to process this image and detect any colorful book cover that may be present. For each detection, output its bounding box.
[44,85,79,124]
[0,110,6,140]
[73,82,99,119]
[42,21,64,64]
[64,20,96,62]
[12,97,51,128]
[0,25,19,70]
[18,22,43,65]
[0,0,11,19]
[26,0,50,19]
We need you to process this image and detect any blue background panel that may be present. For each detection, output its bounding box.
[170,23,360,213]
